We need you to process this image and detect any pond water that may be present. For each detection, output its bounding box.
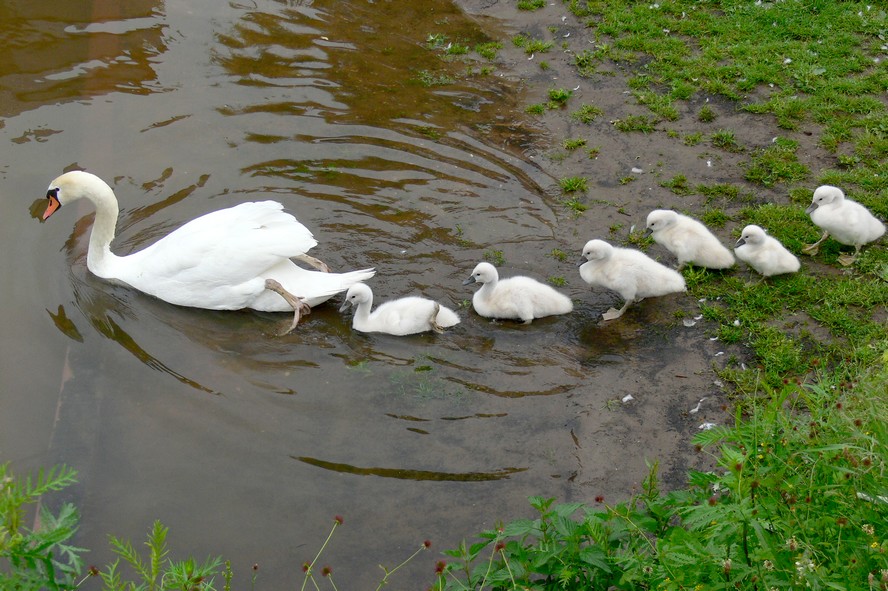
[0,0,722,587]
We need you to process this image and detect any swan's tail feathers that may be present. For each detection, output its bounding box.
[334,267,376,288]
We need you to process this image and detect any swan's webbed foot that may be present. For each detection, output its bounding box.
[294,254,331,273]
[264,279,312,335]
[601,300,631,321]
[837,253,858,266]
[430,303,445,334]
[802,231,829,256]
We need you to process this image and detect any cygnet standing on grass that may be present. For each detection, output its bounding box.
[339,283,460,335]
[802,185,885,266]
[645,209,735,269]
[734,225,800,277]
[577,239,686,321]
[463,262,573,324]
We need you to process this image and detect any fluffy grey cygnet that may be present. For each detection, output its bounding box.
[577,239,686,321]
[802,185,885,266]
[339,283,459,335]
[645,209,735,269]
[734,225,800,277]
[463,262,573,324]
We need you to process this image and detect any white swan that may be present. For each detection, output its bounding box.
[802,185,885,265]
[462,262,573,324]
[42,170,375,332]
[645,209,735,269]
[577,239,686,321]
[338,282,460,335]
[734,225,800,277]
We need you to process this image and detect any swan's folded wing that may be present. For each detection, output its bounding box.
[121,201,318,285]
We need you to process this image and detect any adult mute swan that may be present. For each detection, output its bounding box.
[645,209,735,269]
[41,170,375,333]
[339,282,460,335]
[577,239,686,321]
[463,262,573,324]
[734,225,800,277]
[802,185,885,266]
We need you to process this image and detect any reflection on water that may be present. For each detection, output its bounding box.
[0,0,166,117]
[295,455,527,481]
[0,0,711,589]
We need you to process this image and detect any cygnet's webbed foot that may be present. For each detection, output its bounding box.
[837,253,858,267]
[601,300,632,321]
[430,303,445,334]
[801,231,829,256]
[801,243,820,256]
[294,254,331,273]
[264,278,312,335]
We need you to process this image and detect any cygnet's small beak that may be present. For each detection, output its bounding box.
[735,238,746,247]
[643,227,653,237]
[462,276,476,286]
[576,257,587,267]
[338,300,352,313]
[805,202,818,214]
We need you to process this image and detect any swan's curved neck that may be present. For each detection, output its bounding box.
[83,184,123,278]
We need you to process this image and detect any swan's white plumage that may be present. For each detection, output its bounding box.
[43,170,375,314]
[339,283,460,335]
[464,262,572,324]
[578,239,686,320]
[646,209,735,269]
[734,225,800,277]
[805,185,885,251]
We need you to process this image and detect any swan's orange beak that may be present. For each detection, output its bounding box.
[43,191,61,220]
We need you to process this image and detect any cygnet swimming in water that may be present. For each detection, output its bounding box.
[645,209,735,269]
[463,262,573,324]
[802,185,885,266]
[734,225,800,277]
[577,239,686,321]
[339,283,460,335]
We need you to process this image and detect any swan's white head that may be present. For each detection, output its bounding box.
[43,170,113,220]
[645,209,678,233]
[464,262,498,286]
[806,185,844,214]
[339,282,373,312]
[578,239,613,265]
[736,224,767,247]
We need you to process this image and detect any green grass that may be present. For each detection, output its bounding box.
[570,104,603,123]
[512,33,553,55]
[613,114,656,133]
[743,137,810,187]
[559,176,587,193]
[562,137,586,150]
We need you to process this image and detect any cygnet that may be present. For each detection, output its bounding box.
[646,209,735,269]
[463,262,573,324]
[734,225,800,277]
[577,239,686,321]
[339,283,460,335]
[802,185,885,265]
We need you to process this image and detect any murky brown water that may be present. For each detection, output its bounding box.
[0,0,725,587]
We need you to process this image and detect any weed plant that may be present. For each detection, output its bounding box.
[0,463,84,590]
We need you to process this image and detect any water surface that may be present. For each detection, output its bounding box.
[0,0,713,587]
